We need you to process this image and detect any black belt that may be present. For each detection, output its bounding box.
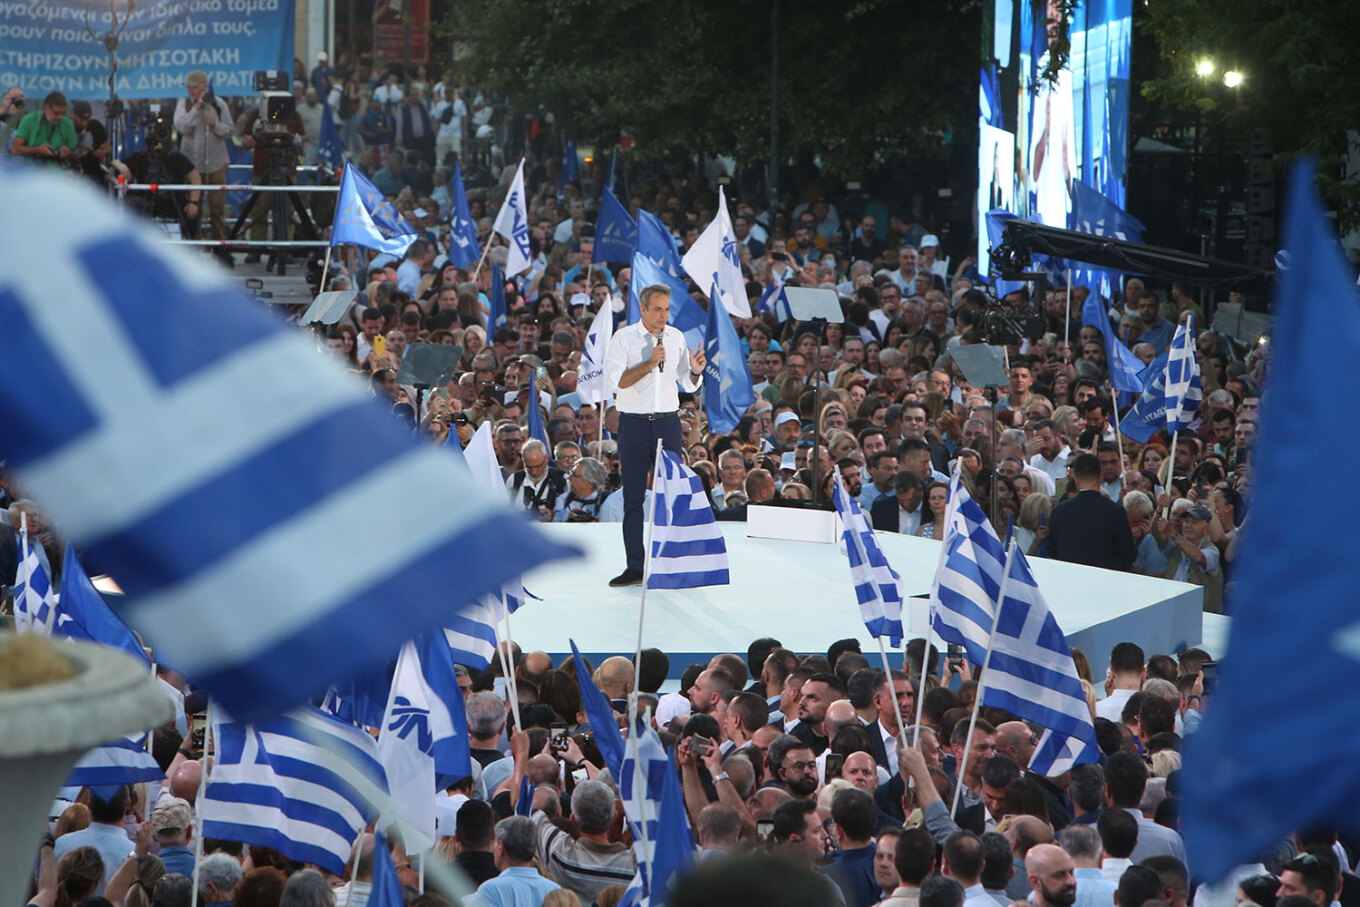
[621,411,678,421]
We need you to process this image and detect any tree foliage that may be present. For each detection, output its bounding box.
[446,0,979,177]
[1140,0,1360,214]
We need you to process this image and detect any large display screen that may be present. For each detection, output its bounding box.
[979,0,1133,275]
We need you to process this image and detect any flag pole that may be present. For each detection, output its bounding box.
[633,440,664,699]
[471,240,492,282]
[1064,269,1073,357]
[875,637,909,756]
[318,241,335,296]
[625,700,654,889]
[1108,380,1126,488]
[916,462,964,742]
[188,700,214,907]
[1164,431,1178,519]
[501,603,523,731]
[950,536,1017,819]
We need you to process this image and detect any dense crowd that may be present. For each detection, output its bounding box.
[15,633,1348,907]
[1,41,1279,907]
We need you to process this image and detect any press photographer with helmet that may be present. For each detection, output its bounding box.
[174,70,235,262]
[111,112,203,236]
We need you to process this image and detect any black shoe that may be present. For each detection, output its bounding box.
[609,569,643,587]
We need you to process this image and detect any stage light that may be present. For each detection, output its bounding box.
[1223,70,1243,88]
[1196,59,1215,77]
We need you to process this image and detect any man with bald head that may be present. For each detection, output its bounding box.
[994,721,1071,830]
[518,651,553,687]
[595,656,635,713]
[1026,843,1078,907]
[169,760,202,803]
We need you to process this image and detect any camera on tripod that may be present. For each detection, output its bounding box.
[957,290,1047,346]
[251,70,300,183]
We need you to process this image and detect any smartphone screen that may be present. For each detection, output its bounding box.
[551,723,569,752]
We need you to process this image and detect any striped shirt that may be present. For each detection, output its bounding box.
[532,810,636,903]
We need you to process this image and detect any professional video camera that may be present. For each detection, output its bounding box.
[251,69,300,184]
[956,288,1047,346]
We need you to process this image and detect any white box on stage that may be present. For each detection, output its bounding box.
[746,503,842,544]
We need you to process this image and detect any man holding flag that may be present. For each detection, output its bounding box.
[604,285,705,587]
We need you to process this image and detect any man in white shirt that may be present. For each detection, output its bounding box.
[396,239,436,297]
[1029,419,1070,484]
[603,285,705,586]
[1096,642,1145,722]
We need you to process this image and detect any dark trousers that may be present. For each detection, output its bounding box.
[619,412,683,571]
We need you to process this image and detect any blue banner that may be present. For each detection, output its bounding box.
[0,0,294,100]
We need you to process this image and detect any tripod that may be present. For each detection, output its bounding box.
[85,0,131,163]
[227,141,319,276]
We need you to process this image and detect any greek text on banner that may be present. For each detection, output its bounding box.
[0,0,294,99]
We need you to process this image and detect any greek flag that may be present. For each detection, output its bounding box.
[647,448,729,589]
[377,637,467,852]
[682,185,751,318]
[67,734,165,793]
[54,541,149,667]
[831,473,905,647]
[492,158,532,277]
[204,706,389,876]
[932,475,1097,777]
[331,164,418,255]
[0,172,578,722]
[1163,314,1202,433]
[931,473,1006,661]
[756,281,792,323]
[577,302,614,406]
[982,538,1100,776]
[447,160,480,269]
[13,516,55,635]
[619,712,693,907]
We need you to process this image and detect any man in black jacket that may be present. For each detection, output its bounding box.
[507,439,566,521]
[1047,453,1137,571]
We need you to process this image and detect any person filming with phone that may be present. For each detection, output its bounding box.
[603,284,706,587]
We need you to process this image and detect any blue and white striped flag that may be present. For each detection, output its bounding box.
[67,734,165,792]
[13,515,55,635]
[831,472,905,646]
[756,282,792,323]
[932,475,1098,777]
[619,712,692,907]
[204,706,389,876]
[0,172,579,722]
[444,596,502,671]
[647,447,730,589]
[982,538,1100,776]
[930,472,1006,662]
[1164,314,1202,433]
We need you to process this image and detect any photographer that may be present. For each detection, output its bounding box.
[174,70,234,256]
[111,119,203,237]
[10,91,77,167]
[0,87,25,160]
[552,457,608,523]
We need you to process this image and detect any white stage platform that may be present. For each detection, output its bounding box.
[514,523,1204,681]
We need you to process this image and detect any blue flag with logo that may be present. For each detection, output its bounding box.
[448,160,480,269]
[637,209,684,281]
[626,253,705,350]
[316,101,345,172]
[595,187,637,264]
[1069,181,1146,303]
[0,170,579,723]
[1182,160,1358,882]
[1117,351,1170,444]
[557,140,579,201]
[1082,287,1146,393]
[369,831,406,907]
[54,542,149,667]
[702,286,755,434]
[570,639,626,777]
[332,165,419,256]
[488,260,508,332]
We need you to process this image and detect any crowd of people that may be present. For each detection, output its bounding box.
[2,35,1278,907]
[18,634,1346,907]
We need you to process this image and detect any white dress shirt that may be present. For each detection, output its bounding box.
[605,322,702,414]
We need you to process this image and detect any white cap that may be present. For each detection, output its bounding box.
[317,51,328,62]
[412,207,429,219]
[775,411,800,428]
[920,234,940,248]
[570,292,589,308]
[780,452,797,471]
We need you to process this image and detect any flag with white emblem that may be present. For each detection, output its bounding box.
[447,160,481,268]
[682,185,751,318]
[331,164,418,255]
[701,285,755,434]
[492,158,532,277]
[0,172,579,722]
[578,302,615,406]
